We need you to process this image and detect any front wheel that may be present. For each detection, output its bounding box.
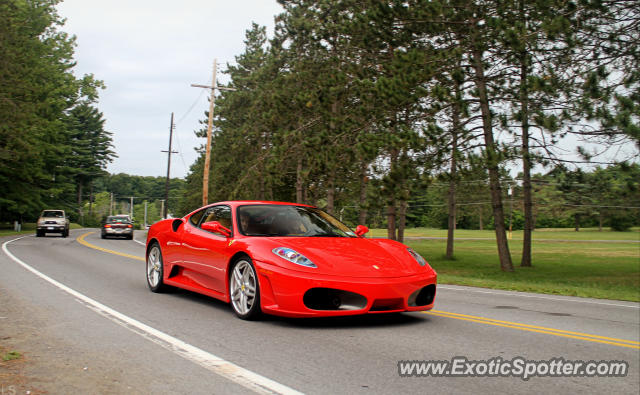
[146,243,168,292]
[229,257,261,320]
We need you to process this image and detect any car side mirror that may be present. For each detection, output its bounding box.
[355,225,369,237]
[201,221,231,237]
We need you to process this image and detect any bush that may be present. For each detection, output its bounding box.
[610,214,633,231]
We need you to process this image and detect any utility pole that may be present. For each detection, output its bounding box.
[191,59,235,206]
[130,196,134,220]
[159,200,165,220]
[144,201,148,228]
[161,112,177,218]
[110,193,113,216]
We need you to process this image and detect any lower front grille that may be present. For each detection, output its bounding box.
[303,288,367,311]
[370,298,404,311]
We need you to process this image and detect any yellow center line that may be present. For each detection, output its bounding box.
[424,310,640,349]
[432,309,640,344]
[76,232,145,262]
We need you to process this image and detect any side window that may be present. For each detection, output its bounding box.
[199,205,232,232]
[189,208,206,227]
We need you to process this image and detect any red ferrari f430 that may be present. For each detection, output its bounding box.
[145,201,437,320]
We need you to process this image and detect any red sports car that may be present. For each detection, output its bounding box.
[145,201,437,320]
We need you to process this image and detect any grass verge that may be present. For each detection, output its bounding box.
[0,223,84,237]
[403,235,639,302]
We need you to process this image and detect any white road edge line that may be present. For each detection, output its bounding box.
[2,236,303,395]
[438,285,640,309]
[133,237,145,246]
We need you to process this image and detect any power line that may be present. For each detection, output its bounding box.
[338,201,640,210]
[172,83,209,173]
[558,204,640,209]
[175,86,207,125]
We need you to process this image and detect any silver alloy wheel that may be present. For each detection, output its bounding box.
[230,260,257,315]
[147,245,162,288]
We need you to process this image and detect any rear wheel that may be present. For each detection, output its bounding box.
[229,257,261,320]
[146,243,168,292]
[36,230,43,237]
[62,228,69,238]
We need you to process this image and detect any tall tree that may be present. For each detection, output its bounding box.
[0,0,107,221]
[498,0,578,266]
[447,1,515,271]
[65,103,116,223]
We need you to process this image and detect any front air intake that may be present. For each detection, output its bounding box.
[303,288,367,311]
[408,284,436,307]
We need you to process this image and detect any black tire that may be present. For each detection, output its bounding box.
[229,257,261,320]
[146,242,169,293]
[62,229,69,238]
[127,234,134,240]
[101,233,106,239]
[36,230,43,237]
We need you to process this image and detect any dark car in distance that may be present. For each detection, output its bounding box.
[101,215,134,239]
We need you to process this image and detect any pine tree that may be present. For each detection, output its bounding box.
[0,0,107,221]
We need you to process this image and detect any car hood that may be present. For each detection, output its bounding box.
[253,237,428,278]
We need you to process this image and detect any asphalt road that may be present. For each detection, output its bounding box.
[1,229,638,394]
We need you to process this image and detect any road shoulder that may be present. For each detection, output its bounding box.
[0,283,143,394]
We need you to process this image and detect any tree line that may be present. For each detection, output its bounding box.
[0,1,189,229]
[0,0,115,223]
[180,0,638,271]
[84,173,186,227]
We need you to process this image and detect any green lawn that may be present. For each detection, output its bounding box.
[369,227,640,241]
[372,228,639,302]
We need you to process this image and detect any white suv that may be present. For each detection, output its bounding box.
[36,210,70,237]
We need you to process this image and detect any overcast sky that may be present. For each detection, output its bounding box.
[56,0,284,178]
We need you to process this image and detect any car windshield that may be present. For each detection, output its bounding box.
[237,205,356,237]
[107,216,130,223]
[42,211,63,218]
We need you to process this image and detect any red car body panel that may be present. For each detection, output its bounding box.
[146,201,437,318]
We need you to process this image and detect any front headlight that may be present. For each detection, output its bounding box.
[407,248,427,266]
[272,247,316,268]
